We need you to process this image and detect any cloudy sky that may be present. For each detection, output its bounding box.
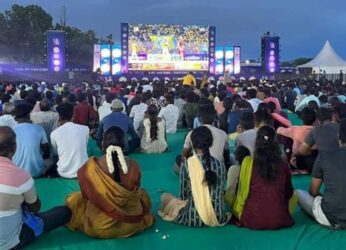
[1,0,345,60]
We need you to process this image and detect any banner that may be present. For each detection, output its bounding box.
[234,46,241,75]
[47,30,66,73]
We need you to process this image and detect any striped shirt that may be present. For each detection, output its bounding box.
[0,157,37,249]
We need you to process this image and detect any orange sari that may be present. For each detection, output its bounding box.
[65,157,154,238]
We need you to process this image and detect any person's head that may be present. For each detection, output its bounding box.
[1,93,11,104]
[308,100,319,111]
[110,99,124,112]
[102,126,126,183]
[239,112,255,132]
[77,92,87,103]
[198,102,216,125]
[339,119,346,146]
[164,92,174,105]
[105,92,116,104]
[255,106,273,128]
[141,92,151,104]
[39,99,51,112]
[235,146,251,165]
[254,126,282,181]
[2,102,15,115]
[300,107,316,125]
[0,126,16,159]
[330,96,340,108]
[317,107,334,123]
[14,103,32,121]
[191,126,216,187]
[247,88,257,99]
[56,102,74,122]
[147,104,159,141]
[319,95,328,105]
[223,97,233,111]
[334,103,346,121]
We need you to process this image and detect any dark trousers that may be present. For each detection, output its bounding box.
[296,151,319,173]
[13,206,71,249]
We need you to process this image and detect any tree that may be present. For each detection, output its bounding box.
[54,24,99,65]
[1,4,53,63]
[292,58,312,67]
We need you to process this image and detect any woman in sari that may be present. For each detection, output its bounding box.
[158,126,230,227]
[65,126,154,238]
[228,126,297,230]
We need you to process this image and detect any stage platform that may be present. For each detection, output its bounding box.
[29,113,346,250]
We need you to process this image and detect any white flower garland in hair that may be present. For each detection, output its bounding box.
[106,146,128,175]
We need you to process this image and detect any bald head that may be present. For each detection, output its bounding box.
[0,126,16,159]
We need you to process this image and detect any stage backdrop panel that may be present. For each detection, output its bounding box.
[47,30,66,73]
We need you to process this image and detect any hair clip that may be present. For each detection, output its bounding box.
[264,136,269,141]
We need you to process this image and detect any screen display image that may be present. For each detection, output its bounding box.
[128,24,210,71]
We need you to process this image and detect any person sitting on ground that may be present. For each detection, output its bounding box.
[0,126,71,249]
[298,107,340,170]
[65,126,154,238]
[267,100,291,129]
[277,107,316,171]
[129,92,151,134]
[177,102,231,174]
[0,102,17,128]
[182,91,198,130]
[247,88,261,112]
[236,105,273,156]
[174,90,187,128]
[218,96,233,134]
[158,126,231,227]
[73,92,98,127]
[140,105,167,153]
[225,146,251,203]
[30,99,59,141]
[158,92,180,133]
[12,103,51,177]
[230,126,296,230]
[296,119,346,229]
[96,99,139,154]
[97,92,116,122]
[228,98,253,134]
[50,102,89,178]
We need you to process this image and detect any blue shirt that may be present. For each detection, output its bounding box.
[96,112,138,151]
[13,123,48,177]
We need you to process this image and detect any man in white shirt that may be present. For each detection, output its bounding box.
[158,92,179,133]
[51,102,89,178]
[247,88,261,112]
[130,92,150,133]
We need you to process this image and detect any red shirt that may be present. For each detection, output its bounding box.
[239,161,294,230]
[73,102,98,126]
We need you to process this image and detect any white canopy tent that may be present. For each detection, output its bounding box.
[298,41,346,74]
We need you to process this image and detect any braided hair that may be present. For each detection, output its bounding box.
[191,126,217,187]
[102,126,126,183]
[147,104,159,141]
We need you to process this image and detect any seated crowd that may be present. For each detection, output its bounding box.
[0,75,346,249]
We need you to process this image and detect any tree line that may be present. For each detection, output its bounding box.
[0,4,105,65]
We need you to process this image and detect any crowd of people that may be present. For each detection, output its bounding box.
[0,73,346,249]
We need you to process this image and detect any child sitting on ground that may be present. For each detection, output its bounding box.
[225,146,251,205]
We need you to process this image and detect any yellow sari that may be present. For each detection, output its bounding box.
[65,157,154,238]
